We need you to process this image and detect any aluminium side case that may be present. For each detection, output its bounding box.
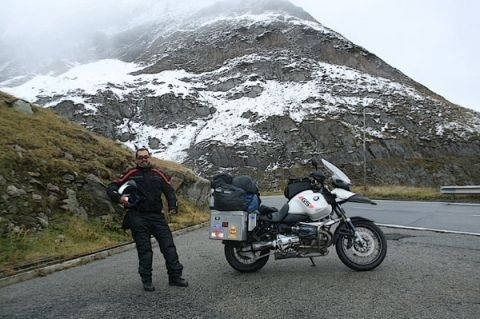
[210,210,248,241]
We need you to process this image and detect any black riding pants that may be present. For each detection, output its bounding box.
[129,213,183,282]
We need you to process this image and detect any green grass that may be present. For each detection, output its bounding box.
[0,97,133,183]
[0,196,210,276]
[353,185,480,202]
[0,215,130,276]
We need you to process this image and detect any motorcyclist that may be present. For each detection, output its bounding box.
[106,147,188,291]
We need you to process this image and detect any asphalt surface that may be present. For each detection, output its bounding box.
[1,224,479,318]
[262,196,480,234]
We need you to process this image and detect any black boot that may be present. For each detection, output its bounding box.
[142,280,155,292]
[169,277,188,287]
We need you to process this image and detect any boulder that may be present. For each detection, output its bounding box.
[12,100,33,114]
[0,175,6,186]
[7,185,27,197]
[61,189,88,219]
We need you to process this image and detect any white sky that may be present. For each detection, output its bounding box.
[291,0,480,112]
[1,0,479,112]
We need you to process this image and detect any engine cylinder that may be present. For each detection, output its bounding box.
[292,224,318,239]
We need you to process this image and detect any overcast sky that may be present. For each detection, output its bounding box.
[291,0,480,112]
[1,0,479,112]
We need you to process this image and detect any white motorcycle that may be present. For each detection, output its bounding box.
[210,159,387,272]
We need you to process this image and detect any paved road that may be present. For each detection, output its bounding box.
[262,196,480,234]
[1,224,479,318]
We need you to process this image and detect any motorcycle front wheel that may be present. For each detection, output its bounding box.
[335,220,387,271]
[224,242,270,273]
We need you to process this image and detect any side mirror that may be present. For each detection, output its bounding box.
[311,159,318,170]
[311,171,325,184]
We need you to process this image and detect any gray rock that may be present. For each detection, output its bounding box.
[7,185,27,197]
[82,174,116,215]
[119,132,135,142]
[55,234,65,244]
[27,172,41,177]
[64,152,74,161]
[13,145,27,153]
[61,189,88,219]
[184,176,211,206]
[32,194,43,202]
[47,183,60,193]
[47,194,58,205]
[36,213,49,228]
[6,222,22,234]
[29,178,43,187]
[0,175,6,186]
[62,174,75,182]
[12,100,33,114]
[148,137,163,149]
[7,204,18,214]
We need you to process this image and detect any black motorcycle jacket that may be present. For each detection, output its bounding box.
[107,165,177,214]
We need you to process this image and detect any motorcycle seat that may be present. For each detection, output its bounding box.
[258,203,289,222]
[258,205,278,215]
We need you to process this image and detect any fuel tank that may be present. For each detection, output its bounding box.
[288,190,332,221]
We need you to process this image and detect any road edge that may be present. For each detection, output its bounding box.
[0,222,209,289]
[377,224,480,237]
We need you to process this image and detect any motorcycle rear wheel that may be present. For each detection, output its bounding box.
[224,242,270,273]
[335,220,387,271]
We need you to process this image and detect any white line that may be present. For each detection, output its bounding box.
[377,224,480,237]
[374,199,480,206]
[444,203,480,207]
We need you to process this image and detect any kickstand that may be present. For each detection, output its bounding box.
[309,257,316,267]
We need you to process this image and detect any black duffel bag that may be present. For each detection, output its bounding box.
[284,177,312,199]
[213,183,248,211]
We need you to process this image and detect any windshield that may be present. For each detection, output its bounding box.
[321,159,351,185]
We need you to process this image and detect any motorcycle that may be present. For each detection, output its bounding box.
[209,158,387,272]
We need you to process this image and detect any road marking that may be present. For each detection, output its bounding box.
[444,203,480,207]
[377,224,480,237]
[264,196,480,206]
[374,200,480,206]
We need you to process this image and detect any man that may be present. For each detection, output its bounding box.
[106,147,188,291]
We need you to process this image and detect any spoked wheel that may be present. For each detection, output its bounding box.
[224,242,270,273]
[335,220,387,271]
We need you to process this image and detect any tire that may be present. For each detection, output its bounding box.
[224,242,270,273]
[335,220,387,271]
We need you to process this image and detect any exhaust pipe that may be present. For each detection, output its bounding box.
[252,241,275,251]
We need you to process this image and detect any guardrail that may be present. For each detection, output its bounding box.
[440,186,480,194]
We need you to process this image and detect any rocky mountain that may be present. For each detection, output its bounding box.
[2,0,479,189]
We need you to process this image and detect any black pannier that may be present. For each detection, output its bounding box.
[284,177,312,199]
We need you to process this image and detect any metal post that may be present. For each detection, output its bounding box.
[363,106,367,190]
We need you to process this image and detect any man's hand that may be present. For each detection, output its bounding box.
[169,208,179,215]
[119,195,129,207]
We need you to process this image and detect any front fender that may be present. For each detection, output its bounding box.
[333,216,374,242]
